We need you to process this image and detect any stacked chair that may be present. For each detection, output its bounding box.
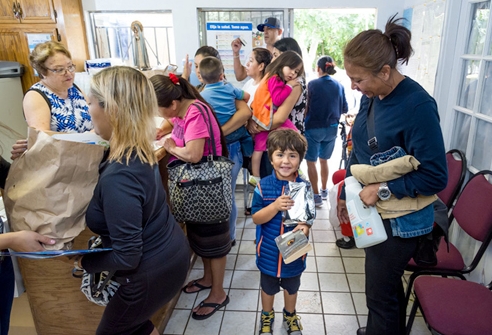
[405,168,492,334]
[404,149,468,303]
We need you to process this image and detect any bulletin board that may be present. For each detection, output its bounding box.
[206,22,253,80]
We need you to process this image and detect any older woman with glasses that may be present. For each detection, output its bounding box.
[22,41,93,134]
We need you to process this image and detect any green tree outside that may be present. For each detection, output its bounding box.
[294,9,375,72]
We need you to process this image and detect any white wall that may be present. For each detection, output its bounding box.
[82,0,404,68]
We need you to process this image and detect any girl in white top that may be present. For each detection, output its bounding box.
[242,48,272,107]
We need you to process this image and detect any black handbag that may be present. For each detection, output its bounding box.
[167,103,234,224]
[412,198,449,266]
[73,236,119,306]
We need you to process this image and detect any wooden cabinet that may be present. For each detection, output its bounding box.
[0,28,58,92]
[0,2,20,23]
[0,0,56,24]
[0,0,88,92]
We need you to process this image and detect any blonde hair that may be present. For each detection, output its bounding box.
[90,66,157,165]
[29,41,72,78]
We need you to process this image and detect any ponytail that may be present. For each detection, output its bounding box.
[317,55,336,75]
[344,13,413,73]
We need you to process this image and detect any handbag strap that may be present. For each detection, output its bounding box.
[366,98,378,153]
[192,102,217,156]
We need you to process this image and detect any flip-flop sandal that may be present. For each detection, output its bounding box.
[191,295,230,320]
[181,280,212,294]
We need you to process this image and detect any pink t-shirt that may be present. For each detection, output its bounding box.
[170,100,222,158]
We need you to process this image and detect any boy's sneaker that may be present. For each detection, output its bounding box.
[320,189,328,200]
[314,194,323,207]
[283,310,303,335]
[249,176,261,187]
[259,310,275,335]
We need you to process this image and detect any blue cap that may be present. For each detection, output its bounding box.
[257,17,282,32]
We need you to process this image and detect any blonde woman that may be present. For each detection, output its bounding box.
[75,66,190,335]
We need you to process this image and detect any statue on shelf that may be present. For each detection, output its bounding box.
[130,21,151,71]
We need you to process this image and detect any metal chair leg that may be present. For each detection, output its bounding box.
[406,294,420,335]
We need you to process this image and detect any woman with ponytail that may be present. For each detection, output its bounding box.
[337,15,447,335]
[305,55,348,207]
[150,73,230,321]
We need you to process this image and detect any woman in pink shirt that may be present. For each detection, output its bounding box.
[150,74,230,321]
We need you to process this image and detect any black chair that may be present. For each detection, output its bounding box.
[405,170,492,333]
[409,276,492,334]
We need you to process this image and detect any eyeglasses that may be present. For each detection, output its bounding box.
[46,64,76,75]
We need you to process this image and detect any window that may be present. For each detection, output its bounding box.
[448,1,492,172]
[197,9,290,46]
[89,12,176,68]
[196,9,289,86]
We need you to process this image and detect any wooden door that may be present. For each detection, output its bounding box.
[18,0,56,24]
[0,1,20,23]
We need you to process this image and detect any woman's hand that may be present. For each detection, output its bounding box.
[181,54,192,81]
[231,38,243,54]
[4,231,56,252]
[247,119,261,135]
[162,137,177,154]
[293,223,310,236]
[337,199,350,223]
[359,183,380,207]
[11,139,28,160]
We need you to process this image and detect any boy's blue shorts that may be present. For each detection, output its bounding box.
[260,272,301,295]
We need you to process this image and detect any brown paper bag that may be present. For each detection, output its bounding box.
[3,128,106,250]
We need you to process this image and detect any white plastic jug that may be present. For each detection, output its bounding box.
[344,176,388,248]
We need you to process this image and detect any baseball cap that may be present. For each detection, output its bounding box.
[257,17,282,32]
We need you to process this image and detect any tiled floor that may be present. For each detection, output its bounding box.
[163,184,431,335]
[9,162,431,335]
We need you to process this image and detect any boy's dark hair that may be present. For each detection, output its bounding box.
[199,56,223,84]
[267,129,307,162]
[265,50,304,82]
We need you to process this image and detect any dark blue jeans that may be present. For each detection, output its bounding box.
[364,219,419,335]
[0,256,15,335]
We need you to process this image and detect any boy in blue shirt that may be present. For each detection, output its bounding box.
[252,129,311,335]
[199,56,253,157]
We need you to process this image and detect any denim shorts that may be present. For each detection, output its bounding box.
[305,126,338,161]
[260,272,301,295]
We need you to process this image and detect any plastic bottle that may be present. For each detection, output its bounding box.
[344,176,387,248]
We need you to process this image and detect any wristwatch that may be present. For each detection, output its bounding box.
[378,182,391,201]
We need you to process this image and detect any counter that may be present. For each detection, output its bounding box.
[17,148,191,334]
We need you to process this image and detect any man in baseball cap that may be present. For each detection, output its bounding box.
[231,17,283,81]
[257,17,283,52]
